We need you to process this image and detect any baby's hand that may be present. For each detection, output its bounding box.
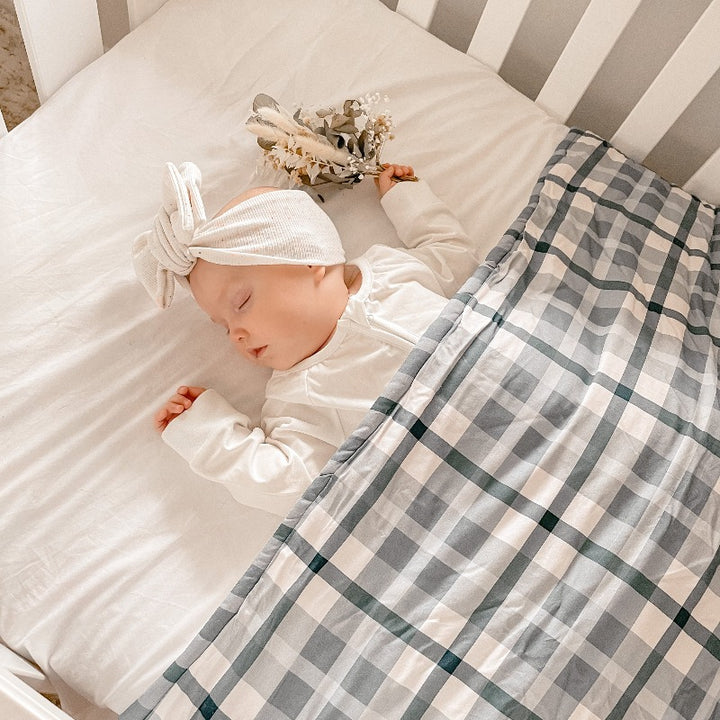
[375,164,415,198]
[154,385,206,432]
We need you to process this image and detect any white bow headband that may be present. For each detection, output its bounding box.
[132,162,345,308]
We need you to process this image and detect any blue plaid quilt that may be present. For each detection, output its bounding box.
[122,129,720,720]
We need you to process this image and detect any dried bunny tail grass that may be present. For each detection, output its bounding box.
[245,122,291,143]
[290,134,352,166]
[253,106,306,137]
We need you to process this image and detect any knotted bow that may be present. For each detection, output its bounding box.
[132,162,207,308]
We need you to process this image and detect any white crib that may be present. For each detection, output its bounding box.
[1,1,719,717]
[3,0,720,201]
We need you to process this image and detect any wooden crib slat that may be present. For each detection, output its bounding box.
[466,0,533,71]
[395,0,440,30]
[611,0,720,162]
[534,0,643,122]
[13,0,103,104]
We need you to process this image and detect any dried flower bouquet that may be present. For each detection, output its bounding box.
[246,93,416,189]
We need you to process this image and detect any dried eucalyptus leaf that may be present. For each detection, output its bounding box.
[343,99,361,117]
[293,109,311,128]
[330,114,352,130]
[257,138,276,151]
[324,128,343,149]
[252,93,279,112]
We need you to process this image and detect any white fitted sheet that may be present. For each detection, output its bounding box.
[0,0,566,715]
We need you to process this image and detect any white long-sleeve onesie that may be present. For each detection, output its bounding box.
[162,180,478,516]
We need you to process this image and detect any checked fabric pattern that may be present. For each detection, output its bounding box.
[122,129,720,719]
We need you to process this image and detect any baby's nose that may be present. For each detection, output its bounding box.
[227,318,245,335]
[229,326,248,343]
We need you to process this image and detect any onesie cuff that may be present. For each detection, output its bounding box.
[161,388,251,463]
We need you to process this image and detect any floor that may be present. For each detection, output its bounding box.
[0,0,40,130]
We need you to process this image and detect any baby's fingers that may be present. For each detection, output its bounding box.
[376,165,401,197]
[153,395,192,433]
[393,164,414,178]
[170,392,193,410]
[384,163,413,178]
[178,385,206,401]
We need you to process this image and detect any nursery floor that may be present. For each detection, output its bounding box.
[0,0,40,130]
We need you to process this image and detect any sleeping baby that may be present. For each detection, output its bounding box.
[132,161,477,517]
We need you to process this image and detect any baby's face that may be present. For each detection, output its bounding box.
[188,259,347,371]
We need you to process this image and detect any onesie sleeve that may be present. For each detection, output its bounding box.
[161,389,339,518]
[380,179,478,297]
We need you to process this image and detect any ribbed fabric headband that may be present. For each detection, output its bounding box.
[132,162,345,308]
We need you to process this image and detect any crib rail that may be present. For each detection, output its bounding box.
[0,673,72,720]
[0,644,72,720]
[13,0,103,104]
[6,0,720,200]
[10,0,167,104]
[389,0,720,201]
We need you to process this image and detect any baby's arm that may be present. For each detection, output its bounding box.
[154,385,206,432]
[159,389,340,517]
[379,166,478,297]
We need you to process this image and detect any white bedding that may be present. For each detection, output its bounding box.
[0,0,566,716]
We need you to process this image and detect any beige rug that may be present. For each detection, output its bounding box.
[0,0,40,130]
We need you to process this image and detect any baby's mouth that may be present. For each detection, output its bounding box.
[250,345,267,359]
